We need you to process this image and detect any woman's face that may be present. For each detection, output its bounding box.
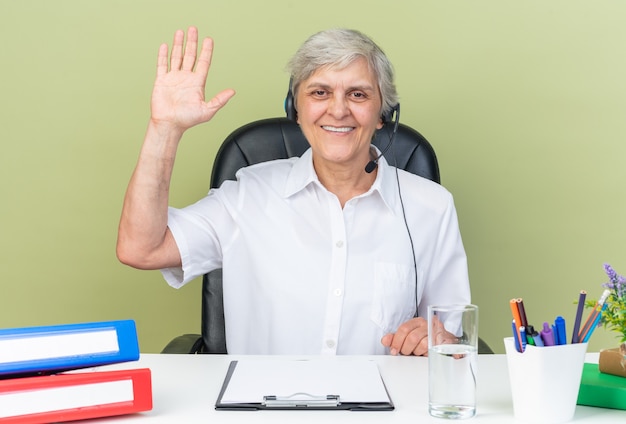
[295,57,383,172]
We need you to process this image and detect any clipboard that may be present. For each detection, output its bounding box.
[215,359,394,411]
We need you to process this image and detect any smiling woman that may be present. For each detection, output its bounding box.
[294,57,384,195]
[284,29,398,204]
[117,26,471,357]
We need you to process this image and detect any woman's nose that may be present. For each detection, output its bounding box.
[327,94,350,119]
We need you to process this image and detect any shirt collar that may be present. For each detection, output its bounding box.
[284,147,398,214]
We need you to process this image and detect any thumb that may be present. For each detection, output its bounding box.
[203,88,236,117]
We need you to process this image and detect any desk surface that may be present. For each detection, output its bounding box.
[97,352,621,423]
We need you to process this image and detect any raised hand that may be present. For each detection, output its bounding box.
[150,26,235,135]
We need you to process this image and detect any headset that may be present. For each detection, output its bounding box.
[284,78,419,318]
[284,77,297,122]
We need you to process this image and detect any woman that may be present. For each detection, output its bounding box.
[117,27,470,355]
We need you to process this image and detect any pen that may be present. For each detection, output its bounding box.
[555,316,567,345]
[571,290,586,344]
[540,322,555,346]
[582,303,607,343]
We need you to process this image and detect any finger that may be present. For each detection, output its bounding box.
[195,37,214,82]
[200,89,236,120]
[170,29,185,71]
[181,26,198,71]
[388,328,412,355]
[380,333,393,348]
[390,318,428,356]
[431,316,454,346]
[411,332,429,356]
[398,327,427,356]
[208,89,236,109]
[388,318,421,351]
[156,43,168,77]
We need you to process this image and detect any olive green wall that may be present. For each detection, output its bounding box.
[1,0,624,353]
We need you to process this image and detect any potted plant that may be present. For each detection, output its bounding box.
[586,264,626,377]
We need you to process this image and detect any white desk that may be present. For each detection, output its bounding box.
[98,353,622,423]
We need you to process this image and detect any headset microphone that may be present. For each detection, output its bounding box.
[365,103,401,174]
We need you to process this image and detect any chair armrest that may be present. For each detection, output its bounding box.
[161,333,204,354]
[478,337,494,354]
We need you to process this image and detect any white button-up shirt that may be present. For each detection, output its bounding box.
[162,148,470,355]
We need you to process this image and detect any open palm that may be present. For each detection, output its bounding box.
[150,27,235,133]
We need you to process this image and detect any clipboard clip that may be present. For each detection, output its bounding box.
[263,393,340,408]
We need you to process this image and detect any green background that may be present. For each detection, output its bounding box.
[1,0,624,354]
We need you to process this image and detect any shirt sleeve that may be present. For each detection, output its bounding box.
[160,193,228,288]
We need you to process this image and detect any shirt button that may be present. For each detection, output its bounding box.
[333,288,342,297]
[336,240,344,248]
[326,340,336,348]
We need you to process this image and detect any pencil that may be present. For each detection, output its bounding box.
[571,290,586,343]
[510,299,524,350]
[578,290,610,342]
[582,303,608,343]
[516,298,529,329]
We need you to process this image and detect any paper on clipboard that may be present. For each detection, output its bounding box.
[216,358,393,410]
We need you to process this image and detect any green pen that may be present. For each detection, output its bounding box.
[527,325,544,347]
[526,332,536,346]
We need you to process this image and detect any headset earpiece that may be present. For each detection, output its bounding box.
[365,103,401,173]
[285,77,297,121]
[382,104,399,125]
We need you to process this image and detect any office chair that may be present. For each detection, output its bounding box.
[161,117,494,355]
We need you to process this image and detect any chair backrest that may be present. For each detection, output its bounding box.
[200,117,440,353]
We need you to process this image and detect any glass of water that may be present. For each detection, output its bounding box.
[428,304,478,419]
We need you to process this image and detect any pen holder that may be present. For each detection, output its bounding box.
[503,337,587,424]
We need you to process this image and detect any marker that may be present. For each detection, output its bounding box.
[512,320,522,352]
[525,328,536,346]
[519,326,528,352]
[540,322,555,346]
[528,325,544,347]
[571,290,587,344]
[555,316,567,345]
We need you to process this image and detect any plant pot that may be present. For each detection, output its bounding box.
[598,344,626,378]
